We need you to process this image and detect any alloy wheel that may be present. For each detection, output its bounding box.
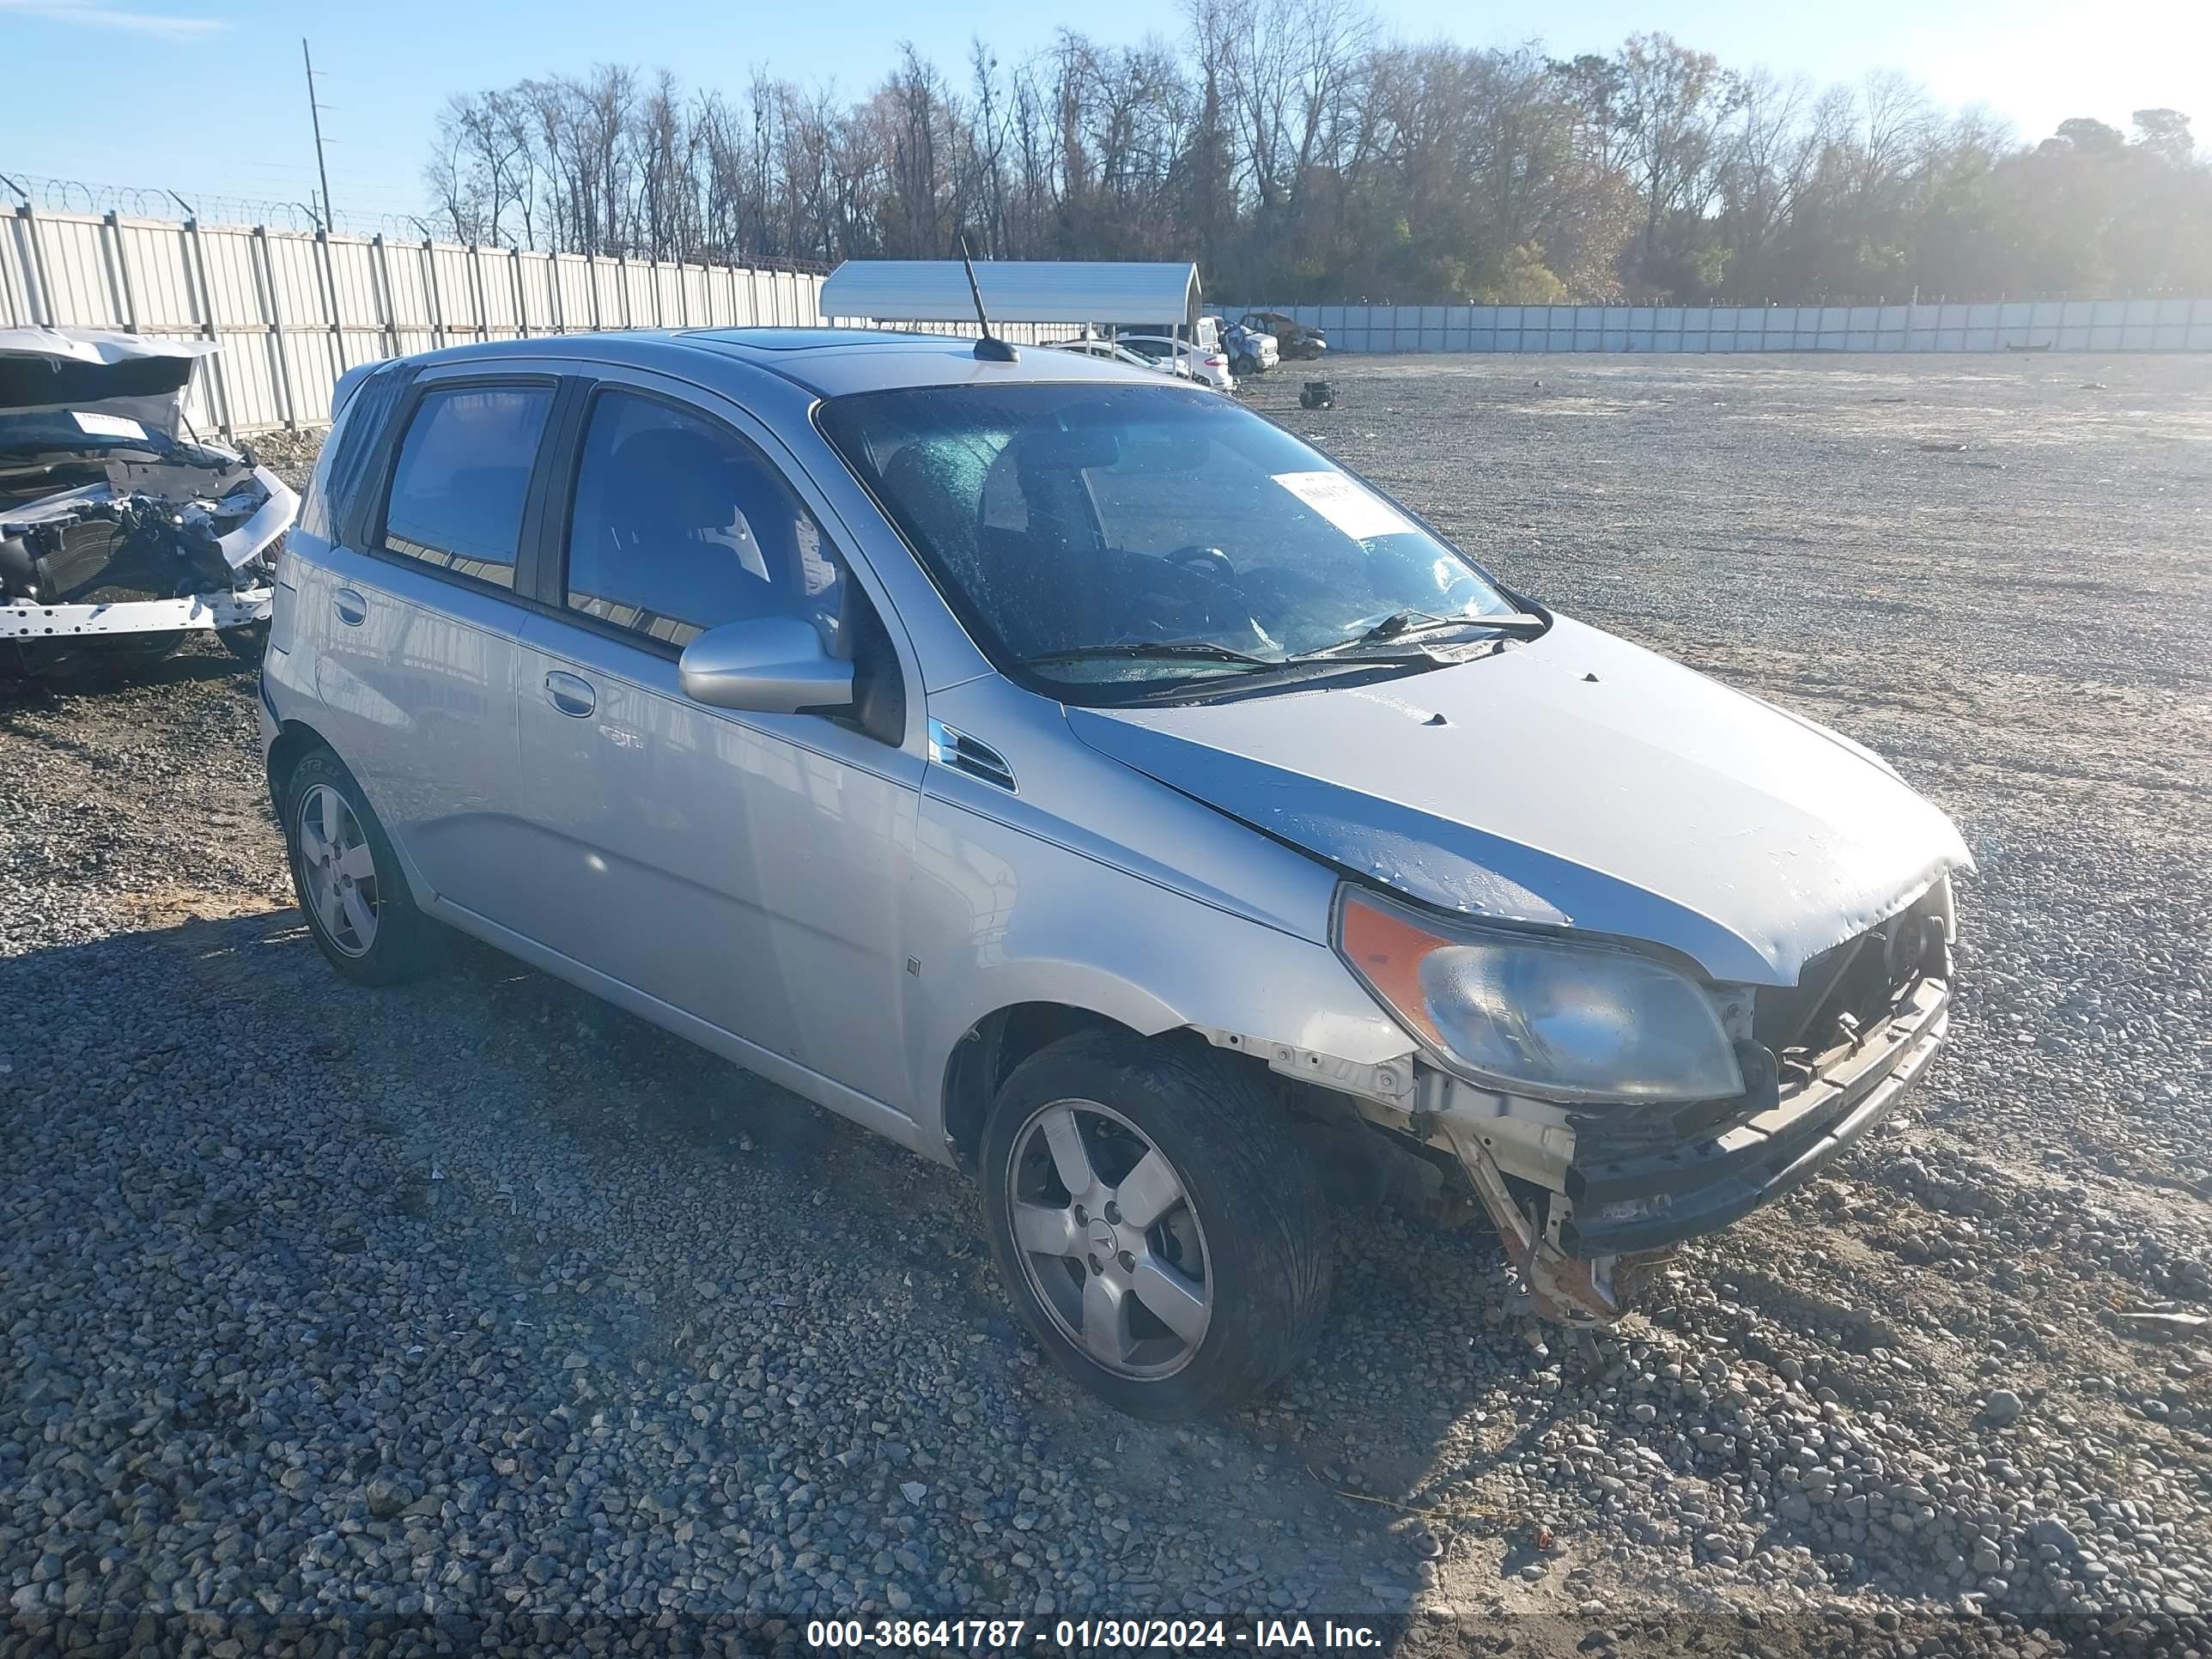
[1005,1097,1213,1378]
[296,782,381,957]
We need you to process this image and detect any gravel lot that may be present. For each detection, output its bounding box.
[3,356,2209,1657]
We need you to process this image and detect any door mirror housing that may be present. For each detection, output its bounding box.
[678,615,854,714]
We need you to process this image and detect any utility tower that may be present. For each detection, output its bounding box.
[302,38,336,231]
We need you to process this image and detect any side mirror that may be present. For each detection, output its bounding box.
[678,615,854,714]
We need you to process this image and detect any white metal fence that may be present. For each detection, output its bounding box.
[19,207,2203,437]
[1230,300,2212,355]
[2,206,835,438]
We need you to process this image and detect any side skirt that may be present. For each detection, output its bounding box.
[424,896,942,1164]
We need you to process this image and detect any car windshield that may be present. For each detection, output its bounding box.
[817,382,1523,701]
[0,409,170,461]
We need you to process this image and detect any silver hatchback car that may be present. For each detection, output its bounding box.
[263,328,1971,1419]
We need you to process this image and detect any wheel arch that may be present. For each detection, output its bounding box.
[940,996,1303,1172]
[264,716,332,813]
[927,913,1418,1170]
[264,717,438,909]
[941,1002,1152,1171]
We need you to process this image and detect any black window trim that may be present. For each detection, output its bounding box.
[366,371,566,605]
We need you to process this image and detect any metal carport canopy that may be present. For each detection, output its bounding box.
[818,260,1201,329]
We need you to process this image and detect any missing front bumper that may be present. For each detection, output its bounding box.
[1433,974,1951,1323]
[1449,1128,1674,1324]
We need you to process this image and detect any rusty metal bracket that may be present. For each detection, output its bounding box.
[1194,1027,1416,1105]
[1445,1124,1670,1325]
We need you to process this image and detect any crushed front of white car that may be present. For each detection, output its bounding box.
[1,328,295,674]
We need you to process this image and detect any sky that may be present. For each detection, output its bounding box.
[2,0,2207,231]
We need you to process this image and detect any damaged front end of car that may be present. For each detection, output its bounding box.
[1,328,296,676]
[1069,611,1974,1329]
[1336,875,1958,1325]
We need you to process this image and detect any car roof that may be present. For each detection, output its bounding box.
[396,326,1164,398]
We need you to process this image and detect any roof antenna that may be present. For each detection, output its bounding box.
[960,235,1018,362]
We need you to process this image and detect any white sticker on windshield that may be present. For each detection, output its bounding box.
[1271,470,1414,541]
[71,410,149,441]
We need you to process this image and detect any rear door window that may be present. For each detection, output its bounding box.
[381,385,553,589]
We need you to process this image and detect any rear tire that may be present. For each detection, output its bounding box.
[981,1030,1334,1419]
[281,746,441,985]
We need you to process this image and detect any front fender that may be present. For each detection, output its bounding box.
[906,784,1413,1144]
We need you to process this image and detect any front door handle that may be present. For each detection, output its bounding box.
[331,587,368,627]
[544,670,597,718]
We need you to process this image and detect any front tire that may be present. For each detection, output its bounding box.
[981,1030,1334,1419]
[218,622,269,665]
[281,746,441,984]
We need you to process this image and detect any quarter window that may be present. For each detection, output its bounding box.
[381,385,552,588]
[563,390,842,649]
[301,362,415,544]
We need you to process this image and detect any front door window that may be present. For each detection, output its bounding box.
[563,390,843,650]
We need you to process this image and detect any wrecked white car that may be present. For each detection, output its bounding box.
[1,328,296,677]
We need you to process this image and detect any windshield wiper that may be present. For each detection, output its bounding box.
[1293,608,1549,659]
[1017,641,1274,671]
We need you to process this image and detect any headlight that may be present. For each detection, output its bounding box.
[1335,886,1743,1103]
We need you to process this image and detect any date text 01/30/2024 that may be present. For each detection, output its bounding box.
[804,1617,1388,1650]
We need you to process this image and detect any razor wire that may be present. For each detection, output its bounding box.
[0,174,433,239]
[0,176,835,270]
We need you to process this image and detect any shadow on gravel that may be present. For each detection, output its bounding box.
[4,908,1488,1625]
[0,648,250,710]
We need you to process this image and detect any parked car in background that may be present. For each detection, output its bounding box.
[1241,311,1328,360]
[1048,338,1181,377]
[1115,334,1234,392]
[267,327,1970,1420]
[1217,318,1279,376]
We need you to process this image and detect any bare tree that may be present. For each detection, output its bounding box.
[417,30,2211,302]
[1614,33,1733,278]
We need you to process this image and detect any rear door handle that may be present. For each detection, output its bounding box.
[331,587,368,627]
[544,670,596,718]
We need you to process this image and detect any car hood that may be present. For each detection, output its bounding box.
[0,327,219,441]
[1063,615,1972,986]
